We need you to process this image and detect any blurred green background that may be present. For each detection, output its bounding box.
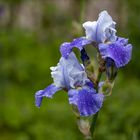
[0,0,140,140]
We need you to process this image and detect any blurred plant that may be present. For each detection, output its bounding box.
[34,10,132,140]
[121,0,140,78]
[1,0,23,28]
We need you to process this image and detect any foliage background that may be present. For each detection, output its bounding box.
[0,0,140,140]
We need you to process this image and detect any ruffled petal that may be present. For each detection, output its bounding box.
[97,11,116,43]
[83,21,97,41]
[60,37,92,58]
[68,88,104,116]
[83,10,116,43]
[35,84,61,107]
[99,37,132,68]
[51,52,89,89]
[68,89,79,105]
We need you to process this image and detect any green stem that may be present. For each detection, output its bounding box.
[90,67,103,139]
[95,69,102,92]
[90,112,99,139]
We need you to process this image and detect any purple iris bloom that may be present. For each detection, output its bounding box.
[99,37,132,68]
[35,52,104,116]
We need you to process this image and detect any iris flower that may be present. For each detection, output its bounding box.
[60,10,132,68]
[35,10,132,117]
[35,52,104,116]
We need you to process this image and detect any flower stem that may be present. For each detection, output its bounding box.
[95,69,102,92]
[90,112,99,139]
[90,63,104,139]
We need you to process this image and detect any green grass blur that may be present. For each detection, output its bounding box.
[0,0,140,140]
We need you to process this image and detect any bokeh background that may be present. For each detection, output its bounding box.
[0,0,140,140]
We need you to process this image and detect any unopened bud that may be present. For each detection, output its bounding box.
[77,118,91,139]
[105,57,118,82]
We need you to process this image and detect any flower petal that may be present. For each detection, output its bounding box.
[96,10,117,42]
[68,88,104,116]
[35,84,61,107]
[99,37,132,68]
[50,52,89,89]
[68,89,79,105]
[83,10,116,43]
[60,37,92,58]
[83,21,97,41]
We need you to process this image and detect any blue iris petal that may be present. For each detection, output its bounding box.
[60,37,92,58]
[68,87,104,116]
[35,84,61,107]
[99,37,132,68]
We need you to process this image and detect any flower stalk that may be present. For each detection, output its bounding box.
[90,60,104,139]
